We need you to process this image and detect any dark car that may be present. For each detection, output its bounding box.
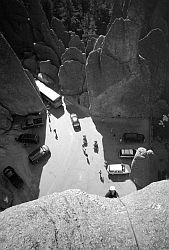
[3,167,24,189]
[15,133,39,144]
[121,133,145,143]
[70,113,80,129]
[28,145,51,164]
[21,115,44,130]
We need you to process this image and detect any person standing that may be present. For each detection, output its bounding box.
[105,186,119,198]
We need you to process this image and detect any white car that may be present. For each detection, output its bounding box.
[107,163,131,175]
[70,113,80,129]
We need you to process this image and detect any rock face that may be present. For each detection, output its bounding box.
[139,28,169,116]
[0,33,45,115]
[0,181,169,249]
[130,147,158,188]
[59,47,86,95]
[0,0,34,57]
[86,18,151,118]
[0,106,13,134]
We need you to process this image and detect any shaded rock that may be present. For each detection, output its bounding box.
[79,92,89,109]
[0,0,34,57]
[39,60,59,84]
[86,18,151,118]
[93,35,105,50]
[61,47,86,64]
[24,69,40,93]
[130,147,158,188]
[23,0,49,42]
[127,0,144,28]
[41,23,65,60]
[103,18,140,63]
[22,56,38,73]
[139,28,169,106]
[85,37,97,57]
[150,0,169,38]
[107,0,123,31]
[0,106,13,134]
[0,186,13,211]
[1,182,169,249]
[152,99,169,119]
[0,33,44,115]
[34,42,60,68]
[51,17,70,48]
[59,61,84,95]
[68,34,85,53]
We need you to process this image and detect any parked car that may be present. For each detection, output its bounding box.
[15,133,39,144]
[21,115,44,130]
[119,149,136,158]
[70,113,80,129]
[121,133,145,143]
[28,145,51,164]
[107,163,131,175]
[3,166,24,189]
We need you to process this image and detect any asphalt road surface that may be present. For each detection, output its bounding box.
[39,100,140,198]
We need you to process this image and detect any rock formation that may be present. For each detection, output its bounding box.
[130,147,158,188]
[0,33,45,116]
[51,17,70,48]
[86,18,151,118]
[139,28,169,117]
[0,181,169,249]
[59,47,86,95]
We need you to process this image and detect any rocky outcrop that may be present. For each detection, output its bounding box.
[0,181,169,249]
[139,28,169,116]
[59,47,86,95]
[51,17,70,48]
[0,106,13,134]
[0,33,45,116]
[86,18,151,118]
[130,147,158,188]
[68,34,85,53]
[0,0,34,57]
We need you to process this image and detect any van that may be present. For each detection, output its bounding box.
[28,145,51,164]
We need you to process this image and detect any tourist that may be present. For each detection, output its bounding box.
[105,186,119,198]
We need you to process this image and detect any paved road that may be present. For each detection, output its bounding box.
[39,101,139,198]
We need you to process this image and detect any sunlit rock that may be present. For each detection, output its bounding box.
[130,147,158,188]
[1,182,169,249]
[0,33,45,115]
